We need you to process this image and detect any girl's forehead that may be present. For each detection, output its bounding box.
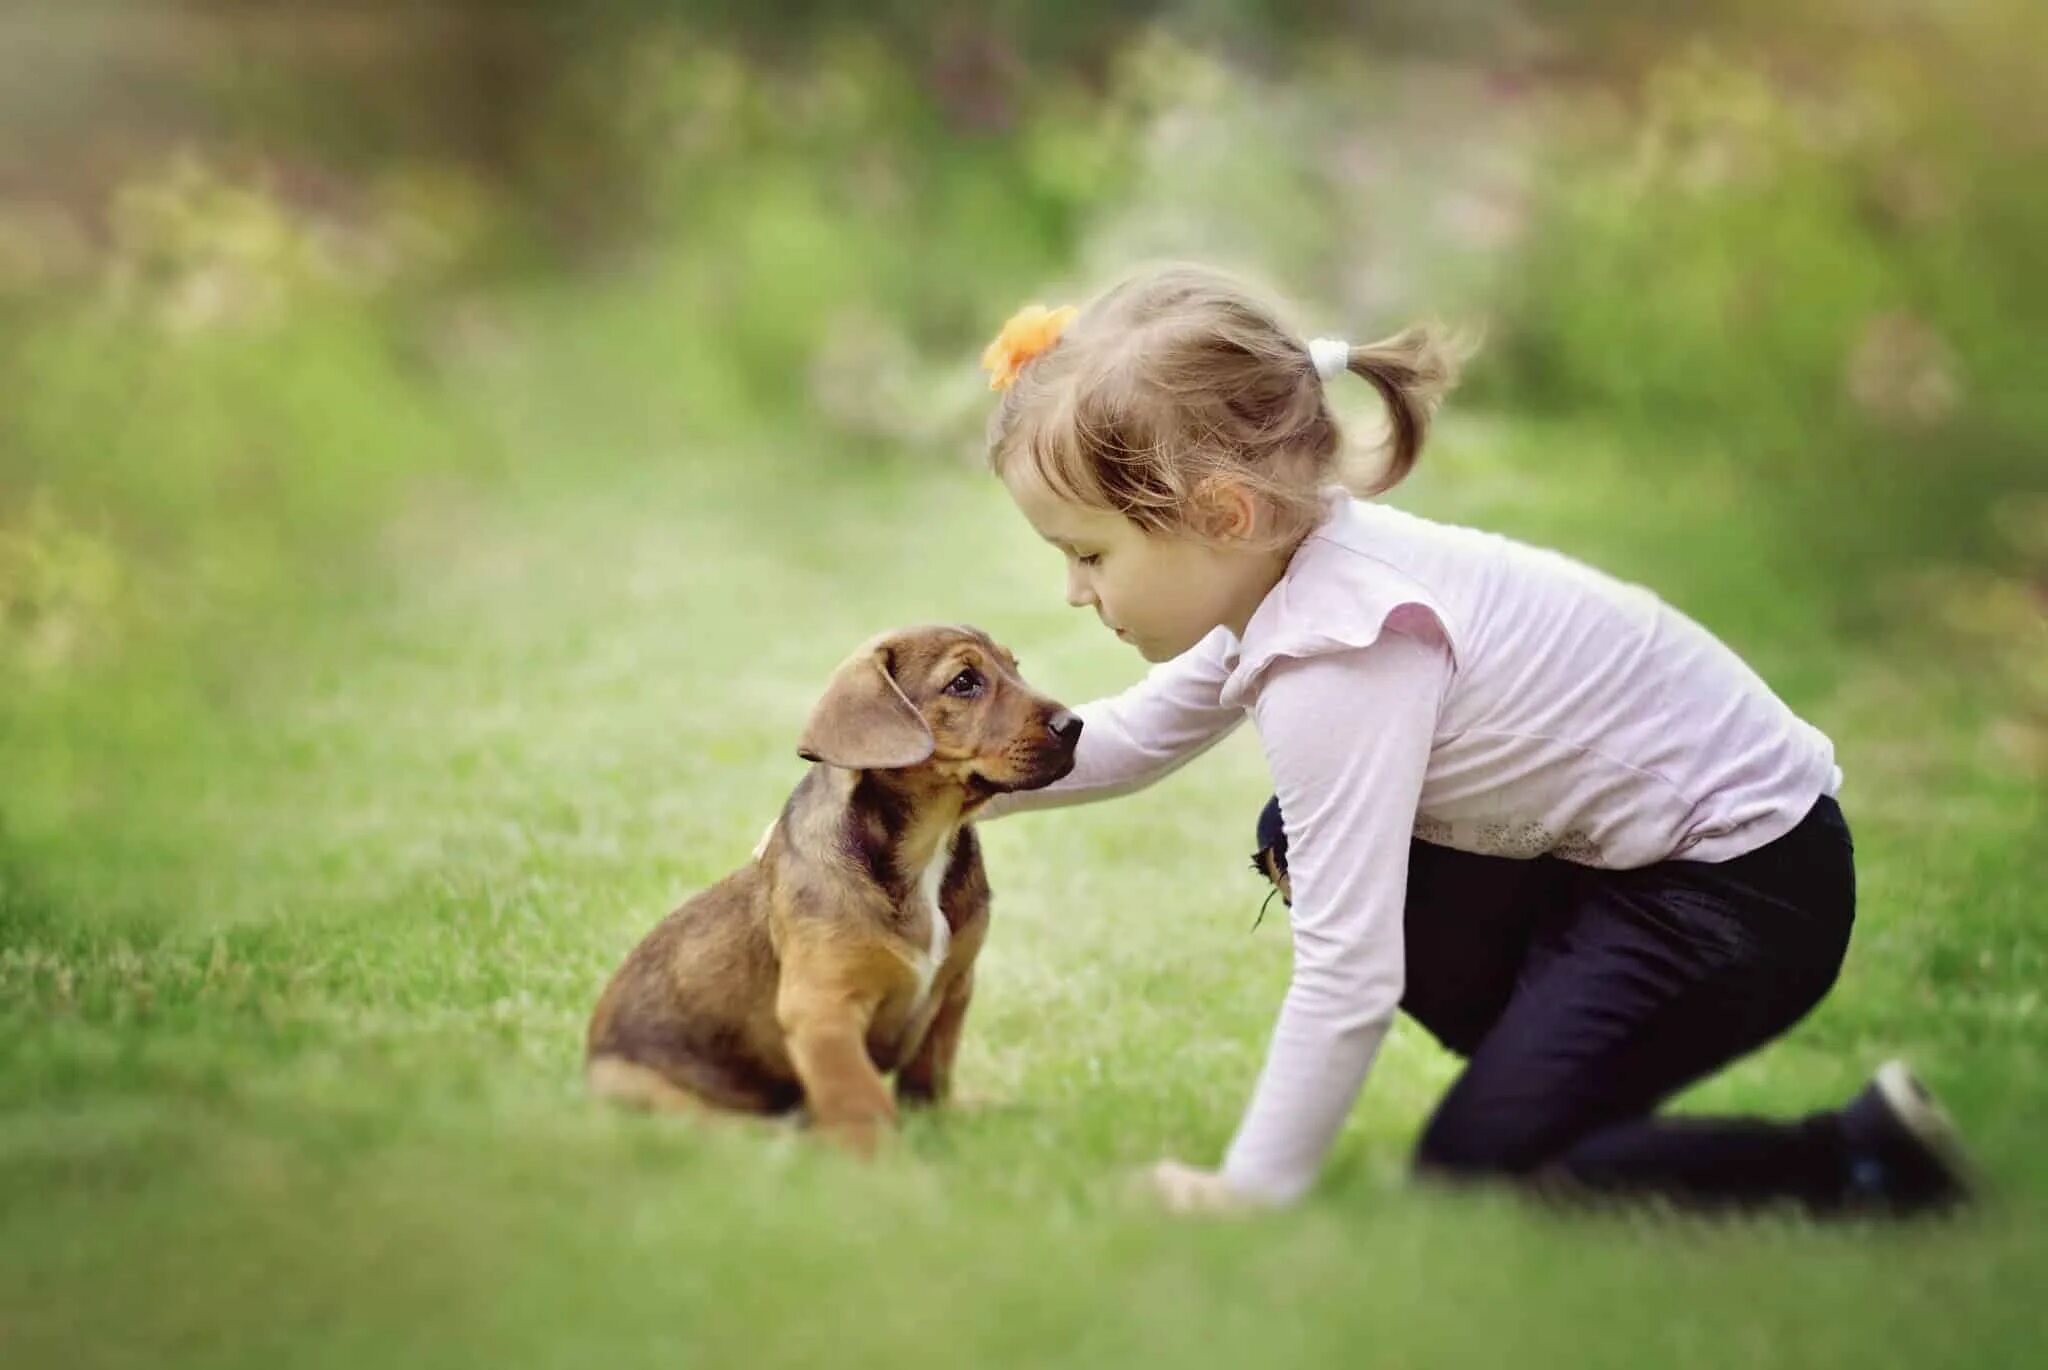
[1003,463,1123,541]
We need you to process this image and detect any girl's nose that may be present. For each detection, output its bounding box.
[1064,564,1095,609]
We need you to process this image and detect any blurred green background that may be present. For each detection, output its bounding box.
[3,3,2044,1367]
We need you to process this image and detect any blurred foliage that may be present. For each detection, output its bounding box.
[0,492,126,679]
[0,0,2042,702]
[1492,11,2048,584]
[1901,495,2048,772]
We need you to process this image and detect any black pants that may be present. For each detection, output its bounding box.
[1254,795,1860,1209]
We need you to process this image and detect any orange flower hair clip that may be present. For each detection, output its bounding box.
[981,303,1077,391]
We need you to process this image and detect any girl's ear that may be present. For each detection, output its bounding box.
[1193,476,1260,541]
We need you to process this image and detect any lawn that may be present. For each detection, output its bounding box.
[3,416,2043,1369]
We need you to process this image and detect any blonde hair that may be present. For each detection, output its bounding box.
[986,263,1462,551]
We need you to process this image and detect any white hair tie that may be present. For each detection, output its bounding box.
[1307,336,1350,381]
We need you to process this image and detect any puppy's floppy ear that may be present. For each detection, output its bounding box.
[798,647,934,770]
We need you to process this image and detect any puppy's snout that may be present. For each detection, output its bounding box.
[1047,710,1084,748]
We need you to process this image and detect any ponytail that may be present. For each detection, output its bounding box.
[1344,325,1463,494]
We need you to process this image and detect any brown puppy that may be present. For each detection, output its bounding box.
[586,624,1081,1152]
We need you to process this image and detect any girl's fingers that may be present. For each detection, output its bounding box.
[1147,1158,1245,1213]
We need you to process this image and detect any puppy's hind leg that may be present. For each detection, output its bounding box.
[585,1055,716,1114]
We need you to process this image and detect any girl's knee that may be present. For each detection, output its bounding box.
[1412,1106,1551,1181]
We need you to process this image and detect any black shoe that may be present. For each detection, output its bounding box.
[1838,1060,1976,1215]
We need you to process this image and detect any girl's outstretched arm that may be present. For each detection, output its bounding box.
[981,627,1246,818]
[1219,626,1450,1204]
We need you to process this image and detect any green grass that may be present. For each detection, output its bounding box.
[3,420,2044,1369]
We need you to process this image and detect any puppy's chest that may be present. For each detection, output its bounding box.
[892,835,962,1015]
[902,853,953,1013]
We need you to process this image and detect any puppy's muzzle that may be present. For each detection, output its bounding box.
[1002,708,1081,791]
[1048,708,1083,751]
[1041,708,1083,783]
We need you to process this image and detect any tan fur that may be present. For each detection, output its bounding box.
[585,1056,715,1114]
[586,625,1079,1153]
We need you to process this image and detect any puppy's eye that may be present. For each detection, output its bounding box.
[943,668,984,698]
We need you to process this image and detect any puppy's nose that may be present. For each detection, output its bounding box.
[1048,710,1084,747]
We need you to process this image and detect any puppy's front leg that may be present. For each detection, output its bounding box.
[897,968,973,1108]
[777,947,898,1156]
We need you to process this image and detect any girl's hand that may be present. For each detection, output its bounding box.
[1145,1158,1251,1214]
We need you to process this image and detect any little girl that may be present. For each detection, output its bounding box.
[974,264,1973,1215]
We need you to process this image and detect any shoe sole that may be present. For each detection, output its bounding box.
[1872,1059,1977,1200]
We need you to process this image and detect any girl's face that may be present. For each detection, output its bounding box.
[1002,464,1289,662]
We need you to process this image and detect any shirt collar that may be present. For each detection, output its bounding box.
[1215,488,1447,709]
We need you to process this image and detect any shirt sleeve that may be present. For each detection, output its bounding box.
[1219,625,1451,1204]
[979,628,1245,819]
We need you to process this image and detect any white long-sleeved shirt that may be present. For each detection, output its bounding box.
[986,488,1841,1202]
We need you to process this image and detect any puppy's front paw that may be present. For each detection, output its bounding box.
[895,1075,947,1109]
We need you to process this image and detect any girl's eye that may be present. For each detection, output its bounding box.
[944,669,984,698]
[1076,553,1101,567]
